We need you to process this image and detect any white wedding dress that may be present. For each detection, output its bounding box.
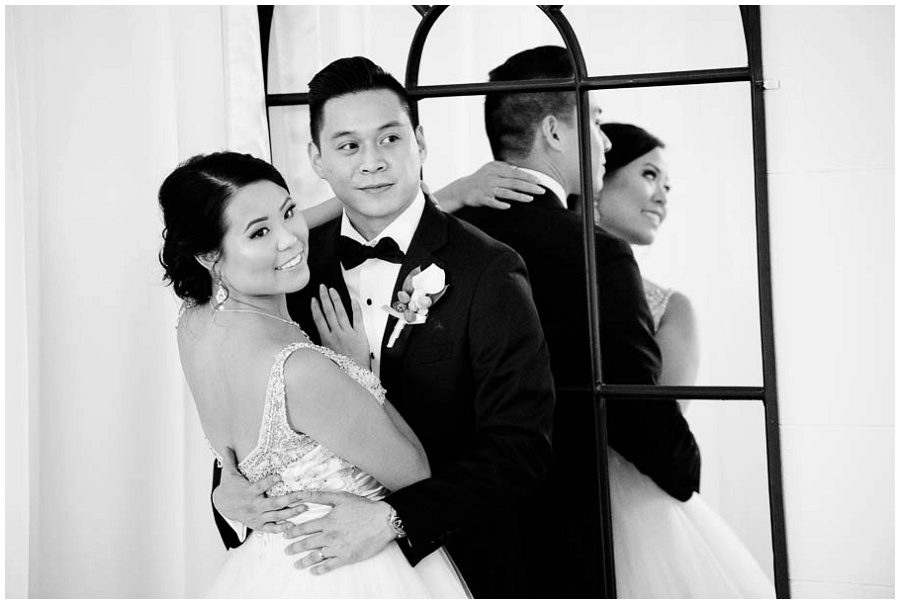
[606,281,776,598]
[204,342,469,598]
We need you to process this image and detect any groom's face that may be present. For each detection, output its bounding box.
[309,89,427,240]
[555,92,610,198]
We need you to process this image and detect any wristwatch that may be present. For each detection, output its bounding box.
[386,505,407,539]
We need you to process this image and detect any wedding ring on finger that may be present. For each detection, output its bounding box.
[318,547,329,562]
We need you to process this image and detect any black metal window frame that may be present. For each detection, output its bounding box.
[257,5,789,598]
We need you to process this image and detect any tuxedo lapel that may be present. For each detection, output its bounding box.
[310,220,352,323]
[531,189,568,211]
[380,198,449,365]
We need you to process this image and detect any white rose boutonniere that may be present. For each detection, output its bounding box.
[382,264,449,348]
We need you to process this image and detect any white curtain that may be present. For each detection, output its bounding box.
[6,6,266,596]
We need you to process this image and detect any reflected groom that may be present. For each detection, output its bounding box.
[455,45,702,596]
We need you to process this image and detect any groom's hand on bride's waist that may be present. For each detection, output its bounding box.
[213,446,309,534]
[282,491,397,575]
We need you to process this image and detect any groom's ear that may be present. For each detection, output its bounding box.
[308,141,326,179]
[414,124,427,164]
[540,114,565,152]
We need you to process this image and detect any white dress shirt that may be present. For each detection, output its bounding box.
[339,189,425,377]
[516,167,568,209]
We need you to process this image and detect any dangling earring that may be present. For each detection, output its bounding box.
[214,282,227,309]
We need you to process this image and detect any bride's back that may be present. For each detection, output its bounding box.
[177,306,302,463]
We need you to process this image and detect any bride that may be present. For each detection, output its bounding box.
[158,151,468,598]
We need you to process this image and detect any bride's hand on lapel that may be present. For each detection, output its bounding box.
[311,284,371,370]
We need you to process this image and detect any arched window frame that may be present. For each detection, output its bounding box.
[256,5,788,598]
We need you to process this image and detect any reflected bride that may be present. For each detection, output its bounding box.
[595,123,774,598]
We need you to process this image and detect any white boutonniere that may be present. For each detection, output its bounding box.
[383,264,449,348]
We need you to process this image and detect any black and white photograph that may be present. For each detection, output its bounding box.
[6,4,894,598]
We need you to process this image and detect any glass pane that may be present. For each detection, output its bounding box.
[609,399,775,596]
[683,400,775,584]
[563,5,748,75]
[418,6,565,86]
[268,105,334,210]
[420,82,763,388]
[599,83,763,387]
[267,6,420,94]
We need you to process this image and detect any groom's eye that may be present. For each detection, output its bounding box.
[337,141,358,152]
[381,134,400,145]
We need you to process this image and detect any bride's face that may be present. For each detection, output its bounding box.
[216,180,310,300]
[596,147,670,245]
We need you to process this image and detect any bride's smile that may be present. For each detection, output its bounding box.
[276,248,305,271]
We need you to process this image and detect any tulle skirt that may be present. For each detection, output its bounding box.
[609,448,776,598]
[205,505,470,598]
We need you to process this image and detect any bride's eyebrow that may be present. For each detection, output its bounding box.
[244,197,293,231]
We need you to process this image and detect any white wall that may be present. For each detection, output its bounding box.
[762,5,894,598]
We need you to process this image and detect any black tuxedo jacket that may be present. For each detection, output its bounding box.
[214,199,555,598]
[457,190,701,596]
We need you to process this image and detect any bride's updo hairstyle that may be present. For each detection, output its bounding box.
[601,123,665,176]
[158,152,289,305]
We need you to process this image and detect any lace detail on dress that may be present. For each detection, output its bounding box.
[643,279,674,333]
[209,342,390,502]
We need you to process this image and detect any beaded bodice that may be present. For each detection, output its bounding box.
[643,279,674,333]
[208,342,390,501]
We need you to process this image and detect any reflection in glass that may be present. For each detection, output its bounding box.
[418,6,564,86]
[610,399,775,597]
[267,6,418,94]
[563,5,748,75]
[682,399,775,580]
[419,84,763,388]
[263,7,775,597]
[267,105,335,209]
[598,84,762,388]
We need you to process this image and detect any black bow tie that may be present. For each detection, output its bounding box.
[337,235,405,270]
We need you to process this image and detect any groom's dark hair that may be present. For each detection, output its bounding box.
[308,57,414,147]
[485,45,576,161]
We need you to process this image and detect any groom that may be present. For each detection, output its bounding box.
[454,46,702,595]
[212,57,555,598]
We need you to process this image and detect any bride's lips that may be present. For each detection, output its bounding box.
[275,249,305,271]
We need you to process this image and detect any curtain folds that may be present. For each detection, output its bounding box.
[6,6,267,596]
